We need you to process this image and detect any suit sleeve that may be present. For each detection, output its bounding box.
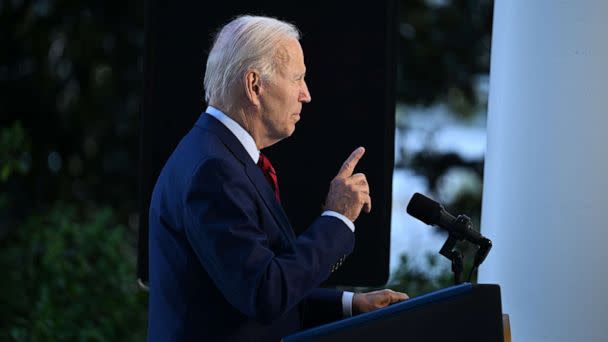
[183,158,355,323]
[302,288,344,328]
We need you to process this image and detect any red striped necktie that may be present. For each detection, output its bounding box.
[257,153,281,203]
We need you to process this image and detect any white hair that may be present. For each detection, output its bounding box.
[204,15,300,113]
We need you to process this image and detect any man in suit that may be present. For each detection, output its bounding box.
[147,15,408,341]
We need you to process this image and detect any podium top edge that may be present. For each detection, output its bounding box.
[284,283,497,342]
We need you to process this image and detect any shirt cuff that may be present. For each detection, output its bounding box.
[342,291,355,317]
[321,211,355,232]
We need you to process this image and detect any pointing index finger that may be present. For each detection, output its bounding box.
[337,147,365,178]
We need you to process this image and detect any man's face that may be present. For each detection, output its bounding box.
[258,38,311,143]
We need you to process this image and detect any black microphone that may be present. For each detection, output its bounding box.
[406,192,492,266]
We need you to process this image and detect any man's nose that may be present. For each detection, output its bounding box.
[300,82,311,103]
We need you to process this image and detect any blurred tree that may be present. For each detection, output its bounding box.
[0,202,147,341]
[397,0,493,113]
[0,121,31,183]
[1,1,145,339]
[0,1,143,223]
[389,0,493,295]
[341,253,453,298]
[388,253,453,297]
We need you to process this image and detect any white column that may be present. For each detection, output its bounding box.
[478,1,608,341]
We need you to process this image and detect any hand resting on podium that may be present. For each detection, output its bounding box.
[352,289,409,315]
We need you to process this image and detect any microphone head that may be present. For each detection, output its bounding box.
[406,192,442,225]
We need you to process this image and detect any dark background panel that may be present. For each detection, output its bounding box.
[139,1,397,286]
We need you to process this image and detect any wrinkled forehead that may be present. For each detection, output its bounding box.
[274,37,305,74]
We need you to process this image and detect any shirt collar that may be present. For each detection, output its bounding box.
[205,106,260,163]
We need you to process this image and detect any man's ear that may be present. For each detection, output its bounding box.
[244,70,262,106]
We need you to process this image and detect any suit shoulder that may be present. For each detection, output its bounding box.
[188,154,244,188]
[167,125,234,167]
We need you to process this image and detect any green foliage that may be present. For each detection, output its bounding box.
[1,2,146,336]
[0,1,143,215]
[388,253,453,297]
[0,203,147,341]
[397,0,493,113]
[341,253,454,298]
[344,251,479,298]
[0,121,31,182]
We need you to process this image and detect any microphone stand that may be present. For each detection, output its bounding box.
[439,234,463,285]
[468,237,492,281]
[437,214,493,285]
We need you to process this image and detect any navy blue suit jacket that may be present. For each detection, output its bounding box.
[147,113,355,341]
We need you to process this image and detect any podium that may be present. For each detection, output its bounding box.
[282,283,505,342]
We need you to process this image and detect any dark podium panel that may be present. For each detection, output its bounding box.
[283,283,504,342]
[138,1,397,286]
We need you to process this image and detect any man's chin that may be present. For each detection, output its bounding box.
[282,125,297,138]
[268,129,295,146]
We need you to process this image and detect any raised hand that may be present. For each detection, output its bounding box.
[324,147,371,222]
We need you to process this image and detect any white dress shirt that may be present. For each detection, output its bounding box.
[205,106,355,317]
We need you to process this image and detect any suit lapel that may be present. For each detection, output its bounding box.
[195,113,296,243]
[243,163,296,242]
